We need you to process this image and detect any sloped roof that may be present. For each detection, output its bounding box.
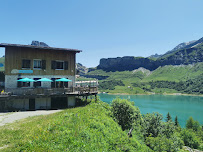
[0,43,82,53]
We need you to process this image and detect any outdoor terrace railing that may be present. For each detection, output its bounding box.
[5,86,98,96]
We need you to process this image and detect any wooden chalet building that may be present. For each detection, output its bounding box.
[0,42,98,111]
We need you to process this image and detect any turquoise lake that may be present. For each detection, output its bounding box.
[99,94,203,127]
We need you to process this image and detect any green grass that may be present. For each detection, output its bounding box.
[86,63,203,94]
[143,63,203,82]
[0,102,150,151]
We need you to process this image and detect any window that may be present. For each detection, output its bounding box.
[33,60,42,69]
[56,61,64,69]
[33,78,41,88]
[22,59,31,69]
[51,78,63,88]
[51,78,69,88]
[17,78,30,87]
[51,61,68,70]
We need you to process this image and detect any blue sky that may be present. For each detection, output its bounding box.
[0,0,203,67]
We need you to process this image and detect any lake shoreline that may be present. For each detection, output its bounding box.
[100,92,203,97]
[99,93,203,127]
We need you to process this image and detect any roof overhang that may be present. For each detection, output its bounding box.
[0,43,82,53]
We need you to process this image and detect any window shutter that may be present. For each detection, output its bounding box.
[42,60,46,69]
[64,61,68,70]
[51,61,56,69]
[22,59,31,68]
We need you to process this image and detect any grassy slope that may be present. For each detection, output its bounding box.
[86,63,203,94]
[143,63,203,82]
[86,70,147,94]
[0,102,150,152]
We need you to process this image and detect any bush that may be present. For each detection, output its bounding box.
[111,98,141,130]
[141,112,163,138]
[146,134,183,152]
[186,117,201,131]
[99,80,125,90]
[181,129,200,149]
[162,121,176,138]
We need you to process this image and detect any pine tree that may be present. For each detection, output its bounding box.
[166,112,172,122]
[175,116,179,127]
[186,117,194,129]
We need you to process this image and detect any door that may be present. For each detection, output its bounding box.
[29,98,35,110]
[51,97,67,109]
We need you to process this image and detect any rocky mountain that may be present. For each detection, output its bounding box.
[160,40,197,58]
[149,39,200,59]
[76,63,88,75]
[97,37,203,71]
[148,53,162,59]
[98,56,156,71]
[31,41,49,47]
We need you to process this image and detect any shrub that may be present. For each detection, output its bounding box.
[141,112,163,138]
[111,98,141,130]
[186,117,201,131]
[146,134,183,152]
[181,129,200,149]
[162,121,176,138]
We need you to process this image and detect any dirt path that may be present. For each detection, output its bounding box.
[0,110,62,126]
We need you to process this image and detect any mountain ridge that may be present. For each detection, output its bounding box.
[97,37,203,71]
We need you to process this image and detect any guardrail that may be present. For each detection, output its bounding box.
[5,86,98,96]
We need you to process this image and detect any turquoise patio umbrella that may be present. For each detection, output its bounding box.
[55,78,72,82]
[37,78,53,82]
[17,78,35,82]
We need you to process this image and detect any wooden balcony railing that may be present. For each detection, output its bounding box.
[5,86,98,96]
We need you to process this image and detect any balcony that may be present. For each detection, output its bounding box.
[3,86,98,97]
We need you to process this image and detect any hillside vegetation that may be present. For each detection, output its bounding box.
[0,101,150,152]
[1,99,203,151]
[85,63,203,95]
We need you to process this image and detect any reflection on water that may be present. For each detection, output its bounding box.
[99,94,203,127]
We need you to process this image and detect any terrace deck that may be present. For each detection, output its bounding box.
[0,86,98,99]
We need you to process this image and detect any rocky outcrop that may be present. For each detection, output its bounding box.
[98,56,157,71]
[97,43,203,71]
[76,63,88,75]
[31,41,49,47]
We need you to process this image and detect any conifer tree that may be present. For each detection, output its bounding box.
[166,112,172,122]
[175,116,179,127]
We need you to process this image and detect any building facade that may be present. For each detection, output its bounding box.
[0,43,85,111]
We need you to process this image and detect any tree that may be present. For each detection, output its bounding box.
[186,117,194,129]
[181,129,200,149]
[141,112,163,138]
[186,117,201,131]
[166,112,172,122]
[175,116,179,127]
[111,98,141,130]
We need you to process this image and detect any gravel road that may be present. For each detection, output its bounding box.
[0,110,62,126]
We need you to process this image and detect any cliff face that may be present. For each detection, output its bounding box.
[76,63,88,75]
[98,56,157,71]
[97,43,203,71]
